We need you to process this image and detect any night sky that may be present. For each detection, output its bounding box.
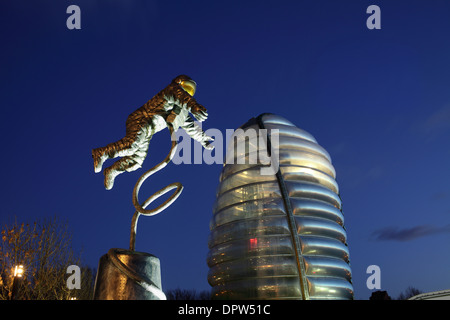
[1,1,450,300]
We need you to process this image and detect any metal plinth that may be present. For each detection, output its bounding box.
[93,248,166,300]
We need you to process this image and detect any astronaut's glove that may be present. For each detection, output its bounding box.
[202,136,215,150]
[190,104,208,122]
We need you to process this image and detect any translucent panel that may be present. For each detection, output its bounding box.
[214,182,282,213]
[285,180,342,209]
[224,123,261,166]
[291,198,344,226]
[307,277,354,300]
[208,255,299,286]
[300,236,350,262]
[263,122,317,143]
[225,148,264,168]
[303,256,352,281]
[295,216,347,243]
[278,149,336,178]
[280,165,339,194]
[211,276,302,300]
[261,113,296,127]
[207,235,295,266]
[224,150,271,168]
[208,216,292,248]
[278,135,332,162]
[210,198,286,230]
[221,163,269,181]
[217,167,277,196]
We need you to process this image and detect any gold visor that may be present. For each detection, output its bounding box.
[180,80,196,96]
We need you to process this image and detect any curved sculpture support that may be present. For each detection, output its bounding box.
[129,126,183,251]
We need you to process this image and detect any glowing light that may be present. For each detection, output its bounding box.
[249,238,258,250]
[14,265,24,278]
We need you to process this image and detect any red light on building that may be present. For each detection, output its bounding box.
[249,238,258,250]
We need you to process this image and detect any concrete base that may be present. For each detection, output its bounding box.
[93,248,165,300]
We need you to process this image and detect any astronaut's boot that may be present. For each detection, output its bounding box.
[103,157,142,190]
[92,149,108,173]
[103,167,121,190]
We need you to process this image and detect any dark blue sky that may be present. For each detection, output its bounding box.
[1,1,450,300]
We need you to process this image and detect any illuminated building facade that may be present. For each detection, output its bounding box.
[207,113,353,299]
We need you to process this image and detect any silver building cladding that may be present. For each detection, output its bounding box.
[207,113,353,300]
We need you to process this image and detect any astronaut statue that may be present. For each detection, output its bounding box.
[91,75,214,300]
[92,75,214,190]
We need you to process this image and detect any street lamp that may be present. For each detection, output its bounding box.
[11,264,25,300]
[14,265,24,278]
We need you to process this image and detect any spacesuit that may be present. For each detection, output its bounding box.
[92,75,213,190]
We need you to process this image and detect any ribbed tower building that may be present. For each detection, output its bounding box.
[207,113,353,300]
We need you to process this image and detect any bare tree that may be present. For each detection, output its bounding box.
[397,286,422,300]
[0,217,94,300]
[165,288,211,300]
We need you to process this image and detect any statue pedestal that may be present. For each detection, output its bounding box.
[93,248,166,300]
